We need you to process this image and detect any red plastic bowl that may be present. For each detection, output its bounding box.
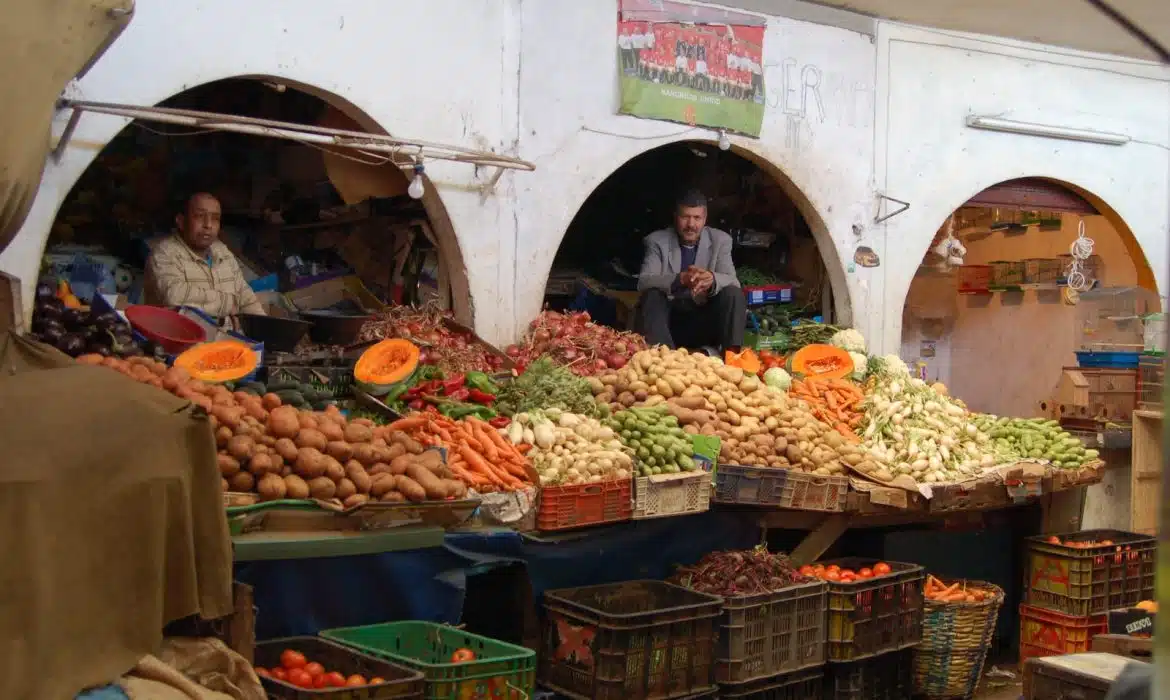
[125,305,207,354]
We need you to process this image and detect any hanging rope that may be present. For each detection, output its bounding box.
[1065,218,1096,292]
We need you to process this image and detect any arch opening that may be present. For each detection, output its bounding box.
[900,176,1161,422]
[34,76,472,345]
[542,139,850,352]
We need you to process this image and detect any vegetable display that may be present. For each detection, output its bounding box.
[799,560,893,583]
[975,415,1099,469]
[173,340,259,384]
[386,414,536,493]
[505,310,647,376]
[259,648,386,689]
[605,405,696,476]
[357,305,506,373]
[505,409,634,486]
[670,548,806,596]
[789,377,864,439]
[925,575,990,603]
[30,296,146,359]
[353,338,421,395]
[496,357,604,418]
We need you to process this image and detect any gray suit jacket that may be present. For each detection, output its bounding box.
[637,226,740,295]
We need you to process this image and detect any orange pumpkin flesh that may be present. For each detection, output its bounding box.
[788,344,853,380]
[725,348,762,375]
[354,338,421,396]
[174,340,260,384]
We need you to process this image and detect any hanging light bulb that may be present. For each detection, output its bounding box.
[407,163,425,199]
[717,131,731,151]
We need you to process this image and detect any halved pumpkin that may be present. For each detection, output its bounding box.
[725,347,762,375]
[174,340,260,384]
[354,338,421,396]
[788,344,853,380]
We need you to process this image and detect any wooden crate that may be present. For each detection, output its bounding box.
[1130,409,1162,535]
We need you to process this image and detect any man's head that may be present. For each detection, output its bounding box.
[673,189,708,245]
[177,192,222,253]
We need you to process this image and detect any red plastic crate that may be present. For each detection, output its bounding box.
[537,479,632,532]
[1018,604,1107,663]
[1023,529,1156,616]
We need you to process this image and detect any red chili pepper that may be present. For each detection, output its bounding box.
[467,388,496,404]
[442,374,466,395]
[407,398,425,411]
[488,416,511,429]
[447,387,471,402]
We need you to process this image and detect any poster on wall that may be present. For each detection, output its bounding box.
[617,0,767,137]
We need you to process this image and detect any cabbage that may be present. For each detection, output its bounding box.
[848,352,867,381]
[763,367,791,391]
[829,328,866,353]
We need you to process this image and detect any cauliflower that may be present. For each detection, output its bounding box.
[848,352,867,381]
[880,353,910,376]
[763,367,792,391]
[829,328,866,354]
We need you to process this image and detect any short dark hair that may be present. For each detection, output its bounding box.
[676,189,707,210]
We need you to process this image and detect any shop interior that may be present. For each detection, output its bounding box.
[43,78,452,350]
[545,141,833,344]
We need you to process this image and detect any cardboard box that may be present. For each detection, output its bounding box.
[1108,608,1156,637]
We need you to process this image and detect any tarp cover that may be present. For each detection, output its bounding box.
[0,0,132,256]
[0,333,234,700]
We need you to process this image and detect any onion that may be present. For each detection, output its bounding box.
[561,347,579,361]
[606,354,628,369]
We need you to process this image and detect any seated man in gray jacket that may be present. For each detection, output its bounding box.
[634,190,746,351]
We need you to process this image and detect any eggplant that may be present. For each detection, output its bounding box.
[90,311,121,331]
[57,333,86,357]
[35,283,55,301]
[41,325,65,346]
[34,301,63,323]
[118,344,143,358]
[112,329,135,347]
[34,317,65,336]
[61,308,88,329]
[86,341,112,357]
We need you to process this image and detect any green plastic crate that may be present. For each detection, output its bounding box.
[321,621,536,700]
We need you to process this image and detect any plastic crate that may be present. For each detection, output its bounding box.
[824,649,913,700]
[712,464,787,505]
[537,479,632,531]
[1074,351,1141,369]
[821,559,925,662]
[1018,604,1107,663]
[776,472,848,512]
[744,285,793,305]
[744,331,790,351]
[956,265,992,294]
[718,666,823,700]
[1023,529,1155,616]
[320,621,536,700]
[633,471,711,520]
[988,260,1025,287]
[540,580,722,700]
[255,636,425,700]
[1023,258,1062,285]
[715,580,827,683]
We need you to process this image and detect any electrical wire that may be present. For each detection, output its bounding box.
[1064,217,1096,292]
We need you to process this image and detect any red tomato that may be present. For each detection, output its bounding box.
[799,565,815,576]
[287,669,314,688]
[825,565,840,573]
[451,648,477,663]
[281,649,307,670]
[369,677,387,685]
[270,668,288,682]
[254,667,271,678]
[312,674,329,689]
[324,671,347,688]
[823,570,841,581]
[304,662,325,678]
[873,562,891,576]
[840,569,855,578]
[346,674,369,687]
[858,568,874,578]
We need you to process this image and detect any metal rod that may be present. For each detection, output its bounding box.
[1083,0,1170,63]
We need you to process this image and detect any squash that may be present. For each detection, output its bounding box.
[788,344,853,380]
[724,347,762,376]
[174,340,260,384]
[354,338,421,396]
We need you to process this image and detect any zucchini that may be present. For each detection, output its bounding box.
[238,385,263,396]
[266,380,301,393]
[275,390,305,405]
[241,381,267,394]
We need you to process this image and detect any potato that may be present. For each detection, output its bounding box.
[306,476,336,500]
[295,447,327,479]
[248,453,276,477]
[210,405,245,430]
[267,407,300,439]
[369,473,398,498]
[786,444,804,463]
[295,428,328,451]
[257,473,287,501]
[318,420,346,442]
[405,464,449,500]
[444,479,468,499]
[617,391,637,407]
[390,454,414,475]
[323,455,346,482]
[352,443,381,466]
[273,438,299,463]
[368,462,391,477]
[221,477,229,492]
[225,435,254,460]
[228,470,255,492]
[324,440,353,463]
[394,474,428,502]
[351,417,375,428]
[416,450,444,471]
[345,460,372,494]
[214,426,233,448]
[297,413,318,431]
[390,431,425,454]
[335,477,357,500]
[385,442,406,460]
[218,453,241,477]
[344,423,374,444]
[380,491,406,503]
[284,474,310,499]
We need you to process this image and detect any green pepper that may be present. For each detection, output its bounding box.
[464,371,499,395]
[438,402,498,420]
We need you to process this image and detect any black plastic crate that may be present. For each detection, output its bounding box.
[718,666,823,700]
[712,464,787,505]
[820,559,924,662]
[255,636,424,700]
[540,580,722,700]
[824,648,912,700]
[715,580,827,683]
[1024,529,1156,616]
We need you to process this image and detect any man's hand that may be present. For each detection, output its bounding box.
[679,267,698,288]
[690,268,714,296]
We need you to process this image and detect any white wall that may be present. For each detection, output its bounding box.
[875,23,1170,354]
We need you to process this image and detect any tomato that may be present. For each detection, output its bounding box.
[823,570,841,581]
[346,674,369,687]
[799,565,815,576]
[324,671,347,688]
[281,649,307,670]
[840,569,855,578]
[872,562,891,576]
[287,669,314,688]
[270,668,288,682]
[858,568,873,578]
[313,674,329,689]
[451,648,477,663]
[254,667,270,678]
[303,662,325,678]
[369,677,387,685]
[825,565,840,573]
[1046,536,1061,545]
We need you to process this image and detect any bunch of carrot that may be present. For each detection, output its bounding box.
[383,414,535,493]
[790,377,865,441]
[925,575,989,603]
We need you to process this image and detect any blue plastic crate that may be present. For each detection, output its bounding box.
[1075,351,1140,369]
[744,284,793,305]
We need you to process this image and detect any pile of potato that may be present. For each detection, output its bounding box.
[77,355,466,507]
[588,347,873,476]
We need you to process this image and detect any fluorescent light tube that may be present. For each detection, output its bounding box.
[965,116,1130,146]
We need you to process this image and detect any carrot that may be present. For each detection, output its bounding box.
[459,444,505,485]
[388,415,429,431]
[471,422,501,462]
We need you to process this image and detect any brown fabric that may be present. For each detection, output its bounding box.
[0,1,133,255]
[0,332,234,700]
[121,638,264,700]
